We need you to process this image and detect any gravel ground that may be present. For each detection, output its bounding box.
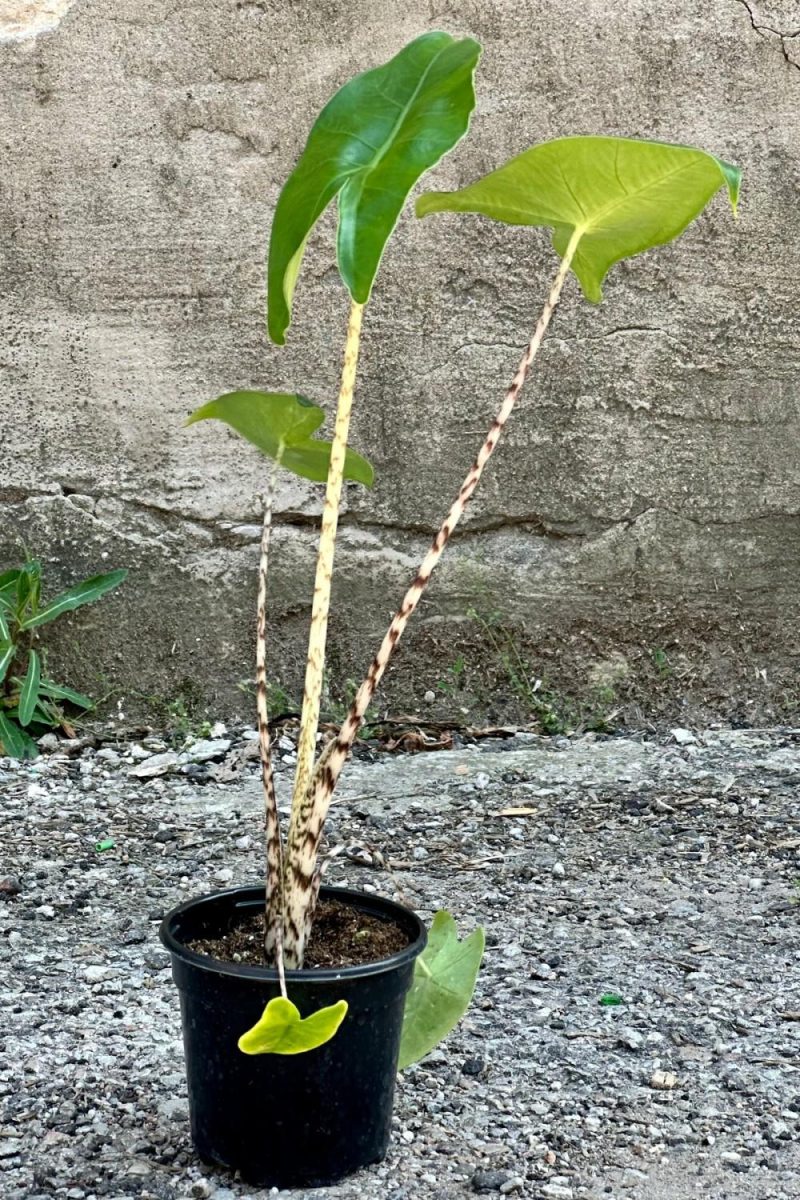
[2,725,800,1200]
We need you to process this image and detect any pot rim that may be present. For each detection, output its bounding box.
[159,883,427,983]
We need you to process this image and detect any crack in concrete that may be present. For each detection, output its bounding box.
[65,489,604,546]
[1,483,630,551]
[5,486,800,570]
[737,0,800,72]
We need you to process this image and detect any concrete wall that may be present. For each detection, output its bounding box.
[2,0,799,727]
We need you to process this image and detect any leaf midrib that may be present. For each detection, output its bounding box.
[574,156,704,239]
[361,43,449,179]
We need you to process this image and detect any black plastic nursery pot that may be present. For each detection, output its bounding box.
[159,884,427,1188]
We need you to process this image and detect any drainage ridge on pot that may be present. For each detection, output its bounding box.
[160,884,427,1189]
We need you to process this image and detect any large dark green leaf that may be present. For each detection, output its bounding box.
[0,712,38,759]
[0,607,8,641]
[398,910,485,1069]
[19,569,127,631]
[268,31,481,343]
[187,391,374,486]
[417,136,741,302]
[18,650,41,727]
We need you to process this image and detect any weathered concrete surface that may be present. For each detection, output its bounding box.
[0,1,78,42]
[2,1,799,722]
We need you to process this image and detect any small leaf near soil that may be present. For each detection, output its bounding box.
[38,680,94,710]
[398,910,484,1069]
[238,997,348,1056]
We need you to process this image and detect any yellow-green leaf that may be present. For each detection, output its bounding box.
[417,136,741,303]
[187,391,323,455]
[238,997,348,1056]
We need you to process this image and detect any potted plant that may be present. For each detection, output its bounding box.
[159,32,741,1189]
[160,32,485,1190]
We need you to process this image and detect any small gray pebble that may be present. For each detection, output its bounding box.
[471,1169,510,1193]
[618,1027,644,1051]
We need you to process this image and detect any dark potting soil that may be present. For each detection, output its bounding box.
[186,898,410,969]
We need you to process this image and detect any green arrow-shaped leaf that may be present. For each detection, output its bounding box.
[187,391,374,486]
[398,910,485,1070]
[268,31,481,344]
[238,996,348,1055]
[18,650,41,728]
[188,390,324,454]
[19,569,127,632]
[417,136,741,303]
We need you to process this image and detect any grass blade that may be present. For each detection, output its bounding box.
[18,650,41,727]
[38,680,94,710]
[0,642,15,685]
[20,569,127,631]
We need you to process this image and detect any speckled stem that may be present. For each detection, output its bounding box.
[255,465,284,965]
[283,299,364,966]
[284,237,580,964]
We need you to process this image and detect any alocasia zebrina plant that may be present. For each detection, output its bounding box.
[188,33,483,1053]
[190,36,740,1060]
[269,32,481,971]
